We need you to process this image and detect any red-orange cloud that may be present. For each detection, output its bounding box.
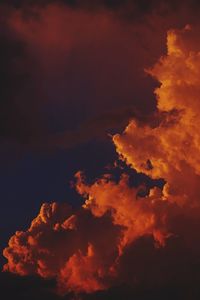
[114,25,200,205]
[4,25,200,298]
[3,201,121,294]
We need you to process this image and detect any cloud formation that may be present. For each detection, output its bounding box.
[3,14,200,300]
[114,25,200,205]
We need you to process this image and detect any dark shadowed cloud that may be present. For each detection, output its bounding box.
[1,0,200,148]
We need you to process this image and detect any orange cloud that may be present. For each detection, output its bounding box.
[114,25,200,205]
[3,201,121,294]
[75,171,171,251]
[59,244,106,294]
[4,25,200,297]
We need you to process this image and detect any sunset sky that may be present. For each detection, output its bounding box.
[1,1,200,299]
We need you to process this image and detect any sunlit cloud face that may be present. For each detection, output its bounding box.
[3,25,200,298]
[114,26,200,204]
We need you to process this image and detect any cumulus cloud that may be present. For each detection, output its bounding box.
[114,25,200,204]
[3,12,200,300]
[3,201,121,294]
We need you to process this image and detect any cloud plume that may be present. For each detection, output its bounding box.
[3,25,200,299]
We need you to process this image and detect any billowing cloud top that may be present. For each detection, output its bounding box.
[3,25,200,299]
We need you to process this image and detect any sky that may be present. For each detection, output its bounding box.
[1,0,200,299]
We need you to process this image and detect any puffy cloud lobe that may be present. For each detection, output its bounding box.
[75,172,172,250]
[59,244,106,294]
[114,26,200,204]
[3,202,74,277]
[4,25,200,297]
[3,201,121,294]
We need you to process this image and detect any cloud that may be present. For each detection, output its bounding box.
[3,1,200,298]
[3,201,121,294]
[4,24,200,299]
[113,25,200,204]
